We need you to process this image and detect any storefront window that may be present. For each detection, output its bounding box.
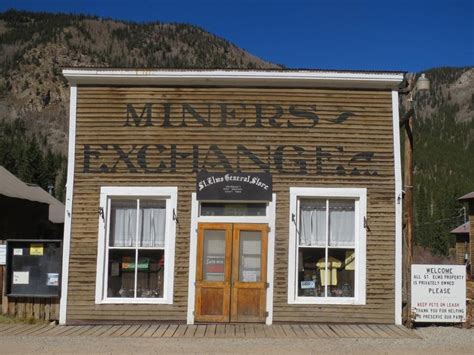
[288,188,366,305]
[96,187,177,304]
[297,199,355,298]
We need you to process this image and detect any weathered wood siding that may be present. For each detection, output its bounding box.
[454,235,469,265]
[67,86,396,324]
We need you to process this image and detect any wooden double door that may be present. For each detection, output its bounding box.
[195,223,268,323]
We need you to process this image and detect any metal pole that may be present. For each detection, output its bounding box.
[403,112,414,326]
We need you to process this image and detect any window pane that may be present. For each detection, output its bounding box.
[200,203,266,216]
[110,200,137,247]
[297,247,325,297]
[239,231,262,282]
[202,230,226,281]
[107,249,135,298]
[139,200,166,247]
[299,199,326,246]
[136,249,164,298]
[329,200,355,247]
[326,249,355,297]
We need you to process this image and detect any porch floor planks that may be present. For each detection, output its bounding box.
[112,325,133,337]
[172,324,188,338]
[225,324,236,337]
[151,324,169,338]
[317,324,338,337]
[121,324,142,337]
[182,324,197,337]
[99,325,123,337]
[357,324,382,337]
[131,324,151,337]
[263,324,277,338]
[141,324,161,338]
[235,324,246,337]
[214,324,226,338]
[193,325,206,338]
[204,324,216,337]
[299,324,318,338]
[244,324,256,338]
[253,324,266,337]
[19,324,52,336]
[162,324,179,338]
[0,323,420,339]
[290,324,307,338]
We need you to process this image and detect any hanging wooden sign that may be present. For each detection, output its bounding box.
[197,172,272,201]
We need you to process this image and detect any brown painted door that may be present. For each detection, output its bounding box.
[231,224,268,322]
[195,223,268,323]
[195,223,232,322]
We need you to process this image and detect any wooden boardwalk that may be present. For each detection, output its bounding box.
[0,323,419,339]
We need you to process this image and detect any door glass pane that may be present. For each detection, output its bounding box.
[202,230,226,281]
[239,231,262,282]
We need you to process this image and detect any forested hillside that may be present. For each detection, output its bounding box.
[411,67,474,255]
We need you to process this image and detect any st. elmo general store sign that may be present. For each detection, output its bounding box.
[82,102,379,176]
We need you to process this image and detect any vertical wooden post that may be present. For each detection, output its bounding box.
[403,112,414,326]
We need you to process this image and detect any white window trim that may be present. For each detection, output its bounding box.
[288,187,367,305]
[95,186,177,304]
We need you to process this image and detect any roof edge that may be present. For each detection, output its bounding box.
[62,68,405,89]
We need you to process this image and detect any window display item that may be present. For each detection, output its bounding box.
[316,256,342,286]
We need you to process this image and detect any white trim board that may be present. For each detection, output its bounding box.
[392,90,403,325]
[186,194,277,325]
[59,84,77,325]
[62,69,404,89]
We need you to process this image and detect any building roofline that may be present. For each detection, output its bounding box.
[450,221,470,234]
[458,191,474,202]
[62,68,405,89]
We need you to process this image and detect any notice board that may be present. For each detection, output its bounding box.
[6,240,62,298]
[411,264,466,323]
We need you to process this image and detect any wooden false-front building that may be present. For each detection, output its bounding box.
[60,68,405,326]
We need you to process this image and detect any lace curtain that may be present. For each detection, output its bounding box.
[110,200,166,248]
[299,199,355,247]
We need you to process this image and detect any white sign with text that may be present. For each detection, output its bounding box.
[411,264,466,323]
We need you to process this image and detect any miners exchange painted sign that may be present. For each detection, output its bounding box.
[82,102,379,176]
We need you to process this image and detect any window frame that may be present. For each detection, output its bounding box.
[288,187,367,305]
[95,186,177,304]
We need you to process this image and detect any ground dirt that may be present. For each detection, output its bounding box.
[0,326,472,354]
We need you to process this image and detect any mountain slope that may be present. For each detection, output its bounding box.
[0,10,279,200]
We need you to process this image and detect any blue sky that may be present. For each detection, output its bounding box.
[1,0,473,72]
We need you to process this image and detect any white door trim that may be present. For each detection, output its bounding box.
[186,193,276,325]
[392,90,403,325]
[59,84,77,325]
